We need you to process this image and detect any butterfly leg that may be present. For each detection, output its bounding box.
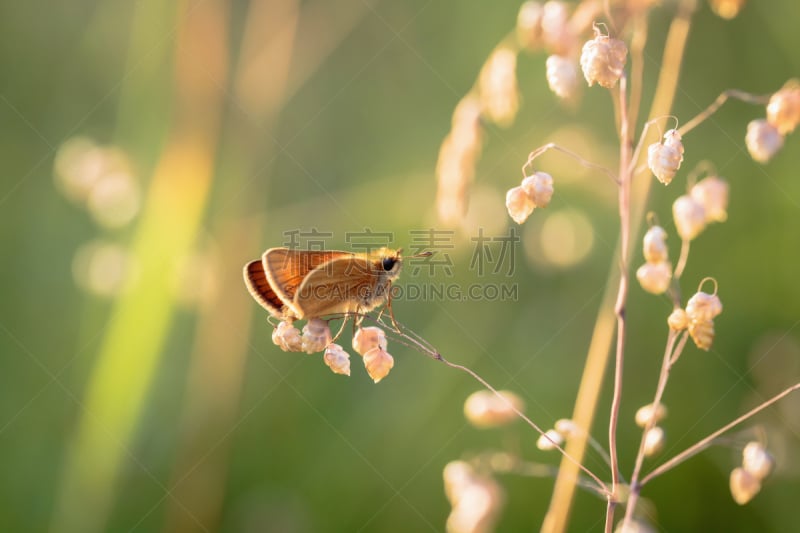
[329,315,350,343]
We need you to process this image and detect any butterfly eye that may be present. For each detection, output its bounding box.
[382,257,397,271]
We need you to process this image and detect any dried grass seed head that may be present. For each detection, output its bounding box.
[643,225,669,263]
[546,55,580,101]
[746,119,784,163]
[580,31,628,89]
[517,1,544,51]
[647,129,684,185]
[668,308,689,331]
[521,171,555,208]
[444,461,504,533]
[352,326,387,356]
[324,343,351,376]
[272,320,303,352]
[636,261,672,295]
[643,426,666,456]
[506,186,535,224]
[463,390,525,429]
[363,347,394,383]
[730,466,762,505]
[672,194,707,241]
[690,176,729,223]
[635,403,668,428]
[478,47,519,127]
[301,318,332,354]
[709,0,747,19]
[537,428,565,450]
[742,441,775,480]
[767,82,800,134]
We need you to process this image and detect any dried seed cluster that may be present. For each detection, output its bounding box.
[505,171,554,224]
[636,225,672,295]
[647,129,684,185]
[271,320,394,383]
[730,441,775,505]
[746,81,800,163]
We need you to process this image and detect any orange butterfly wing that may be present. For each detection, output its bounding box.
[262,248,352,318]
[294,255,385,318]
[243,260,290,318]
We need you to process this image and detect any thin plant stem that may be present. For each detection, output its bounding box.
[640,382,800,486]
[522,143,620,184]
[621,329,680,527]
[605,501,616,533]
[668,329,690,366]
[627,15,649,133]
[673,238,691,280]
[677,89,771,136]
[440,357,610,497]
[609,72,632,506]
[365,313,611,495]
[544,3,696,531]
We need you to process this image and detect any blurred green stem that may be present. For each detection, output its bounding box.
[51,2,228,532]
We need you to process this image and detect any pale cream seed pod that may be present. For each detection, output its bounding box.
[554,418,581,439]
[546,55,579,101]
[540,1,573,55]
[688,317,715,351]
[643,426,665,457]
[730,467,762,505]
[272,320,303,352]
[463,390,525,429]
[323,343,351,376]
[635,403,668,428]
[742,442,775,480]
[647,130,684,185]
[521,171,555,208]
[709,0,746,19]
[517,1,544,51]
[636,261,672,295]
[642,225,669,263]
[580,33,628,89]
[614,519,657,533]
[301,317,332,354]
[352,326,387,356]
[686,291,723,322]
[690,176,729,223]
[536,428,565,451]
[672,194,707,241]
[766,82,800,134]
[668,308,689,331]
[444,462,504,533]
[506,185,535,224]
[363,347,394,383]
[746,119,784,164]
[479,47,519,127]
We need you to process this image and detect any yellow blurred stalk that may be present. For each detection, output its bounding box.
[162,3,300,530]
[51,2,229,532]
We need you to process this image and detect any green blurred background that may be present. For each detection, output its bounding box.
[1,1,799,531]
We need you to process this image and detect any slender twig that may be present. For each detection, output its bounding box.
[621,329,679,528]
[677,89,771,136]
[640,382,800,486]
[543,2,696,531]
[440,357,610,496]
[358,313,612,496]
[608,72,632,513]
[522,143,620,185]
[673,238,690,280]
[627,15,649,134]
[668,328,690,366]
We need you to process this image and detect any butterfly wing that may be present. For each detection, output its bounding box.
[262,248,351,318]
[294,255,384,318]
[243,260,291,318]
